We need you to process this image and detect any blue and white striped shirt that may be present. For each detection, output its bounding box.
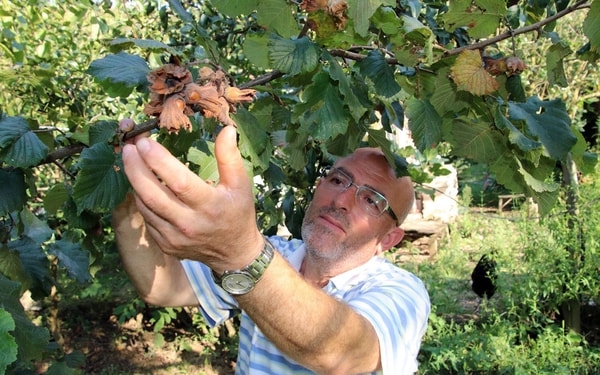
[181,236,430,375]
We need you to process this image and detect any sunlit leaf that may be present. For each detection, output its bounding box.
[0,308,18,373]
[493,106,542,152]
[214,0,259,17]
[347,0,394,36]
[257,0,299,38]
[43,184,69,215]
[87,52,150,97]
[443,0,506,39]
[72,143,130,214]
[583,0,600,51]
[243,34,271,69]
[323,52,367,121]
[109,38,179,55]
[269,35,320,75]
[508,97,576,161]
[450,50,499,96]
[448,116,506,163]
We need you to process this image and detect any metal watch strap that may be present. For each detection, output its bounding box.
[212,237,275,292]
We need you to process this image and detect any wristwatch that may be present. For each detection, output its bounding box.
[212,237,275,295]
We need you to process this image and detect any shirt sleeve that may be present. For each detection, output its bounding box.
[345,269,431,375]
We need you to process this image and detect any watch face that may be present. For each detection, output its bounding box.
[221,272,256,295]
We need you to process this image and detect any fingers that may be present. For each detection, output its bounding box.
[214,125,249,193]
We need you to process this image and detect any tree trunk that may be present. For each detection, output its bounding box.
[560,153,581,333]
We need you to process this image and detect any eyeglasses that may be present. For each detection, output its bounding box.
[321,167,399,225]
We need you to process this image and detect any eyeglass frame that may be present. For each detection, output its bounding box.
[320,166,400,226]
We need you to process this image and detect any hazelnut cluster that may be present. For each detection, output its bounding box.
[143,62,257,133]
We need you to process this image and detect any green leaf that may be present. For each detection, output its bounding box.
[323,52,367,122]
[430,67,468,115]
[0,245,30,291]
[546,41,571,87]
[294,71,351,141]
[256,0,299,38]
[0,308,18,374]
[19,209,52,243]
[8,237,52,298]
[0,274,50,363]
[347,0,394,37]
[87,52,150,97]
[405,98,443,150]
[214,0,259,17]
[583,0,600,51]
[47,239,91,283]
[442,0,506,39]
[0,116,48,168]
[447,116,506,163]
[109,37,179,55]
[268,35,319,75]
[493,106,542,152]
[168,0,194,23]
[358,50,402,99]
[235,108,271,172]
[89,120,119,145]
[508,97,576,161]
[0,168,27,216]
[72,143,130,214]
[43,184,69,215]
[187,141,219,182]
[243,33,271,69]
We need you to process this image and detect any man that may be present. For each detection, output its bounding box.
[112,124,430,374]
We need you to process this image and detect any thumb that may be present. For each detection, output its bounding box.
[215,126,248,190]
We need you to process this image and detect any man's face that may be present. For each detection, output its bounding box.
[301,151,398,265]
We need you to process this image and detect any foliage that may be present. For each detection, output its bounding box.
[1,0,600,371]
[417,170,600,374]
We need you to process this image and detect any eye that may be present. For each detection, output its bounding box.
[358,189,383,211]
[326,171,348,186]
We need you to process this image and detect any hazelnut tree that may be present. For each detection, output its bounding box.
[1,0,599,371]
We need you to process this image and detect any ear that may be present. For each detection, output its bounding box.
[378,227,405,254]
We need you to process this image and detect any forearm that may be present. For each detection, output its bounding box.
[236,254,380,374]
[112,194,197,307]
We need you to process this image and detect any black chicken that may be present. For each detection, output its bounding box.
[471,253,497,300]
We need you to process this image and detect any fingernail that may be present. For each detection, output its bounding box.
[136,137,150,153]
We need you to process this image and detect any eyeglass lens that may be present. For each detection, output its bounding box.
[322,168,389,217]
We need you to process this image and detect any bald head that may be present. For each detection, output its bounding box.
[333,148,414,225]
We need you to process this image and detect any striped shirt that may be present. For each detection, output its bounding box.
[181,236,430,375]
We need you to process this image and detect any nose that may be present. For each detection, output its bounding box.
[331,184,356,212]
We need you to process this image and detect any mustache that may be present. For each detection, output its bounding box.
[314,206,349,228]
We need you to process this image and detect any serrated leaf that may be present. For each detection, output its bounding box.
[0,274,50,363]
[0,308,18,374]
[89,120,119,145]
[0,245,30,290]
[87,52,150,97]
[0,116,48,168]
[168,0,194,23]
[508,97,576,161]
[430,67,468,115]
[8,237,52,298]
[234,108,271,172]
[493,106,541,152]
[448,116,506,163]
[243,34,271,69]
[213,0,259,17]
[72,143,130,214]
[443,0,506,39]
[583,0,600,51]
[358,50,402,99]
[405,98,443,150]
[294,71,350,140]
[0,168,27,215]
[450,50,499,96]
[256,0,299,38]
[47,239,91,283]
[323,52,366,121]
[546,42,571,87]
[268,35,320,75]
[347,0,394,37]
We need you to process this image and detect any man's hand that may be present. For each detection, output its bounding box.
[121,125,264,274]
